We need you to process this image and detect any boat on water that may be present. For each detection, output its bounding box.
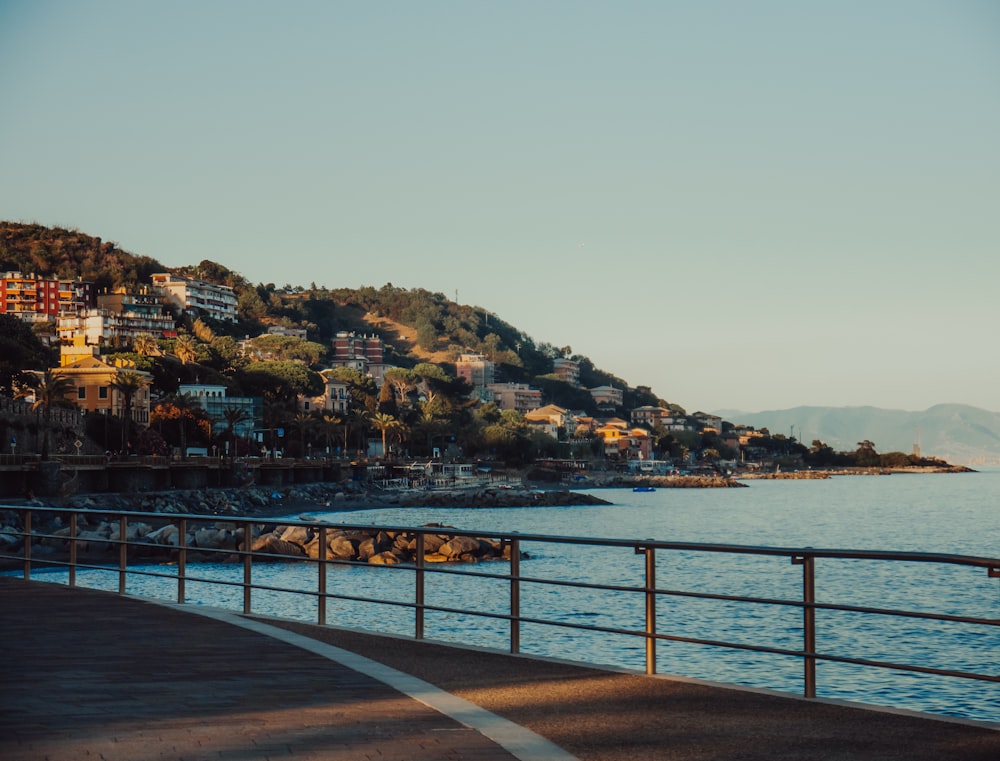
[632,486,656,493]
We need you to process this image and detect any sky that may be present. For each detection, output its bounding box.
[2,1,999,414]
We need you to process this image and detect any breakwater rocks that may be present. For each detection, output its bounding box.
[253,522,514,564]
[0,510,516,567]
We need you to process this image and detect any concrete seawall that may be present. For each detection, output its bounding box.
[0,458,345,499]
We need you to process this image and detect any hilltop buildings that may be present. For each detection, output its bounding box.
[0,271,94,324]
[150,273,238,323]
[4,267,754,466]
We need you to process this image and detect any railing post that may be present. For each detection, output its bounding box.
[793,554,817,698]
[510,536,520,654]
[317,526,327,625]
[177,518,187,604]
[415,532,425,640]
[119,515,128,594]
[22,510,31,580]
[636,543,656,674]
[242,520,253,614]
[68,512,77,587]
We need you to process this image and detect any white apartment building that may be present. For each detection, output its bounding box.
[151,273,238,322]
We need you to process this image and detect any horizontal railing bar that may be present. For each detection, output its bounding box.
[651,586,1000,627]
[5,505,999,571]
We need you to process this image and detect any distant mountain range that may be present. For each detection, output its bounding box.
[714,405,1000,467]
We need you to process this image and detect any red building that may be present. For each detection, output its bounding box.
[0,271,94,323]
[332,331,384,363]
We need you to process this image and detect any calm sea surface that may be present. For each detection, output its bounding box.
[39,469,1000,723]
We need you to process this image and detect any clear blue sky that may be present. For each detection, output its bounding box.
[2,1,998,413]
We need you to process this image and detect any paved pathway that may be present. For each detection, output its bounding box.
[1,576,998,761]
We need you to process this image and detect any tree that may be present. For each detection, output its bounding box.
[239,361,324,402]
[222,405,252,456]
[151,393,209,458]
[245,334,325,365]
[0,314,56,391]
[111,370,149,454]
[174,334,199,365]
[344,408,371,455]
[377,380,398,416]
[288,412,316,457]
[371,412,404,458]
[378,363,417,400]
[16,370,77,459]
[131,333,160,357]
[855,440,881,467]
[317,413,341,457]
[191,318,215,343]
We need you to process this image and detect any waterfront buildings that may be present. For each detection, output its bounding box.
[178,383,260,440]
[56,355,152,425]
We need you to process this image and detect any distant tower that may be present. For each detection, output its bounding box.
[913,425,921,459]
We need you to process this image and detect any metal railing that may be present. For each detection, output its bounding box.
[1,504,998,705]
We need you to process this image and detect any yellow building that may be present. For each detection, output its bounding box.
[55,355,152,424]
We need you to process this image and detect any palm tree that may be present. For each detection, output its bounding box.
[222,405,252,457]
[111,370,149,454]
[317,412,341,457]
[16,370,76,460]
[174,334,199,365]
[413,398,448,456]
[262,399,295,457]
[289,412,316,458]
[132,333,160,357]
[371,412,403,459]
[343,408,370,457]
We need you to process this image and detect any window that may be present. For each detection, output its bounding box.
[99,387,108,400]
[78,387,86,400]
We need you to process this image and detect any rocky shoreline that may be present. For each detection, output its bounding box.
[45,480,613,519]
[0,482,610,569]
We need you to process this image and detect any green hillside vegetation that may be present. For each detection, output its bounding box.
[1,222,961,468]
[0,222,164,291]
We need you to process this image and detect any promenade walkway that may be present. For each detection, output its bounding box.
[1,576,997,761]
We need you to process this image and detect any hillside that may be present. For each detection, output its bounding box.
[717,405,1000,467]
[7,221,993,466]
[0,221,663,415]
[0,222,165,291]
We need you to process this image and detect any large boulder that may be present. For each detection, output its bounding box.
[368,551,401,565]
[278,525,313,546]
[438,535,487,560]
[252,535,307,558]
[147,524,181,546]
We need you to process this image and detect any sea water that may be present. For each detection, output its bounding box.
[28,469,1000,723]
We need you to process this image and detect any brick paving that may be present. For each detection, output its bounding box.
[2,576,998,761]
